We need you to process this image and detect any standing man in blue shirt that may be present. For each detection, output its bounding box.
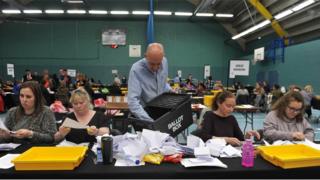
[128,43,171,128]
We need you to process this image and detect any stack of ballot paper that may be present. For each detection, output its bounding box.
[0,154,20,169]
[181,157,227,168]
[0,143,20,151]
[61,118,88,129]
[56,140,89,147]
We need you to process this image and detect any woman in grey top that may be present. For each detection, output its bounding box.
[0,81,57,144]
[263,91,314,142]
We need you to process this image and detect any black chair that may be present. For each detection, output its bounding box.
[108,85,122,96]
[110,129,122,136]
[54,112,69,128]
[236,94,249,105]
[191,129,203,138]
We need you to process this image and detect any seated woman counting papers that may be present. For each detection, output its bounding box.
[55,88,110,144]
[263,91,314,142]
[199,91,260,146]
[0,81,57,144]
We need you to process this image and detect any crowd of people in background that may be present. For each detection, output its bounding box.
[0,65,318,145]
[0,67,317,121]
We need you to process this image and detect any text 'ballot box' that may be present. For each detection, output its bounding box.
[129,93,193,137]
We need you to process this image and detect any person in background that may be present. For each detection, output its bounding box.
[288,84,301,92]
[262,81,271,94]
[109,77,122,96]
[253,82,265,108]
[213,83,224,91]
[0,81,57,144]
[59,68,71,88]
[300,85,314,119]
[263,91,314,142]
[22,69,33,82]
[205,76,214,90]
[196,82,206,96]
[199,91,260,146]
[173,74,181,84]
[185,79,195,90]
[236,84,249,99]
[270,84,283,105]
[128,43,171,128]
[121,76,127,87]
[233,81,241,90]
[74,72,93,100]
[41,73,53,90]
[54,88,109,144]
[235,84,249,105]
[12,79,22,95]
[187,74,193,82]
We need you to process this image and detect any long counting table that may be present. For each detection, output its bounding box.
[1,144,320,179]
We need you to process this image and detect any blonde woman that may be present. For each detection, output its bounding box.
[55,88,109,144]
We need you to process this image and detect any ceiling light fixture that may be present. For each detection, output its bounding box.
[195,13,214,17]
[110,11,129,15]
[65,0,84,3]
[174,12,193,16]
[45,10,64,14]
[2,9,21,14]
[88,10,107,15]
[132,11,150,15]
[23,10,42,14]
[292,0,315,12]
[154,11,172,16]
[216,13,234,18]
[67,10,86,14]
[274,9,293,20]
[232,20,271,40]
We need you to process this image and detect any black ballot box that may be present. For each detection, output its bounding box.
[128,93,193,137]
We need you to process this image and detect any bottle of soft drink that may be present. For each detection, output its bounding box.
[241,139,254,167]
[101,136,113,164]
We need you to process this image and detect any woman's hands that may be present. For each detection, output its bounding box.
[0,129,10,138]
[245,130,261,140]
[12,129,33,139]
[292,132,305,141]
[224,137,242,146]
[54,126,71,141]
[87,126,99,136]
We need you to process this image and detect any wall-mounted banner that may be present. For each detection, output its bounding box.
[229,60,249,78]
[7,64,14,78]
[204,64,210,79]
[67,69,76,77]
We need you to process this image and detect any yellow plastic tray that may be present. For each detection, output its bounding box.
[257,144,320,169]
[12,146,88,170]
[204,90,222,108]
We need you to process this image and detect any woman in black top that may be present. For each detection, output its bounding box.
[55,88,109,144]
[200,91,260,146]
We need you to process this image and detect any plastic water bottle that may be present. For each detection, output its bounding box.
[96,147,103,164]
[241,139,254,167]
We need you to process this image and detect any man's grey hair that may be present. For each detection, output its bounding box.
[146,43,164,54]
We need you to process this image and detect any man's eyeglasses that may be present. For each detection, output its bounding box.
[287,106,302,113]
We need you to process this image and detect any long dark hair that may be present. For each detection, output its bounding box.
[212,91,235,111]
[16,81,45,119]
[271,91,305,122]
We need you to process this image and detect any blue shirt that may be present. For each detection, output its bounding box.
[128,57,170,121]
